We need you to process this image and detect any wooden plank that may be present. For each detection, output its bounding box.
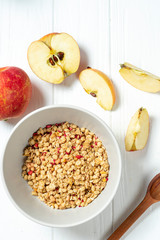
[1,0,160,239]
[52,0,112,239]
[0,0,53,239]
[110,0,160,238]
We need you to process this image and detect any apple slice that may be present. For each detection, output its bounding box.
[79,68,116,110]
[27,33,80,84]
[125,108,149,151]
[119,62,160,93]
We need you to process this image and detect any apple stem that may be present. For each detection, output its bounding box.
[120,64,125,68]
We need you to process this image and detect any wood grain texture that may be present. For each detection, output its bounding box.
[52,0,112,239]
[0,0,160,239]
[109,173,160,239]
[108,194,153,240]
[110,0,160,238]
[0,0,53,239]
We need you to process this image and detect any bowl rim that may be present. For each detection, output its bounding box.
[1,104,122,228]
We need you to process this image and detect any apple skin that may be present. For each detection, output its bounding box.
[125,108,149,151]
[0,67,32,120]
[119,63,160,93]
[79,68,116,110]
[40,33,58,46]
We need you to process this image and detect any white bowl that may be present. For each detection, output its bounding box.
[1,105,121,227]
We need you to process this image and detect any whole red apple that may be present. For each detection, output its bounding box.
[0,67,32,120]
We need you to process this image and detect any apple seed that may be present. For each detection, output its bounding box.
[49,57,55,66]
[53,55,58,62]
[90,92,97,97]
[57,52,64,61]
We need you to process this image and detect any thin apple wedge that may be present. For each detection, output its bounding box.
[125,108,149,151]
[27,33,80,84]
[79,68,116,110]
[119,62,160,93]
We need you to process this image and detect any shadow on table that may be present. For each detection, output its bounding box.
[120,203,160,239]
[4,81,45,126]
[111,82,120,111]
[57,205,112,240]
[55,46,89,89]
[105,115,157,239]
[104,174,149,240]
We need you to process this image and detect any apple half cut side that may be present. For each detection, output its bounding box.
[27,33,80,84]
[119,62,160,93]
[79,68,116,110]
[125,108,149,151]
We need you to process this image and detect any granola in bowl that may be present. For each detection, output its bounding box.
[22,121,109,209]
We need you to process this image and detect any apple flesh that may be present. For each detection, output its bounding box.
[79,68,116,110]
[27,32,80,84]
[119,62,160,93]
[0,67,32,120]
[125,108,149,151]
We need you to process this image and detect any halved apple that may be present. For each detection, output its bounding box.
[125,108,149,151]
[119,62,160,93]
[27,33,80,84]
[79,68,116,110]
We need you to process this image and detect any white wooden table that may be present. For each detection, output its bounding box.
[0,0,160,239]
